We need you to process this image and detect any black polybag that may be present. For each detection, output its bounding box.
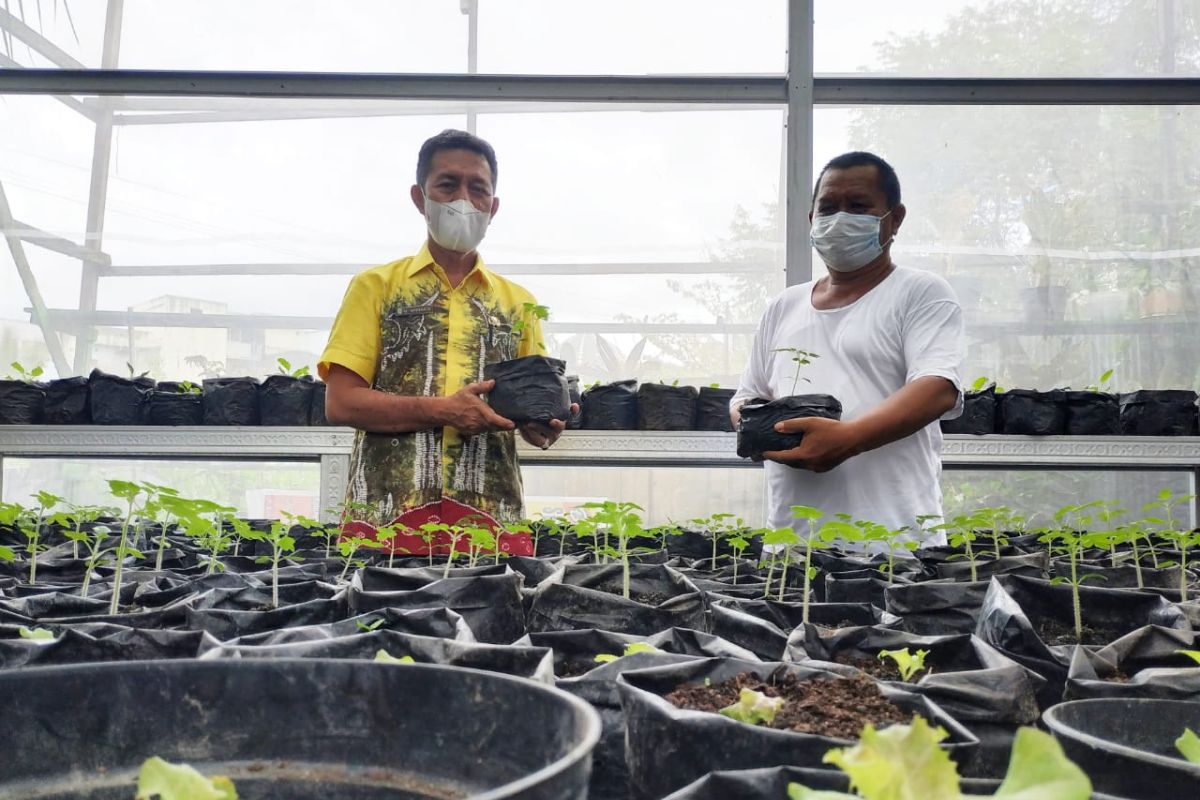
[147,390,203,425]
[694,386,736,431]
[483,355,571,424]
[258,374,315,425]
[208,606,476,646]
[564,374,583,429]
[582,379,638,429]
[1118,389,1199,436]
[736,394,842,461]
[346,565,526,644]
[636,383,698,431]
[183,595,348,640]
[617,657,978,800]
[708,597,890,661]
[1064,390,1120,435]
[996,389,1066,435]
[1065,624,1200,701]
[527,562,706,636]
[43,377,89,424]
[0,380,46,424]
[664,766,1006,799]
[202,377,260,425]
[308,381,328,425]
[88,369,151,424]
[0,625,210,669]
[975,574,1190,708]
[885,579,993,636]
[940,387,995,435]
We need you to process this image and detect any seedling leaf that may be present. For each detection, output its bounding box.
[822,715,959,800]
[374,649,415,664]
[718,688,785,726]
[1177,649,1200,666]
[992,727,1092,799]
[18,625,55,642]
[877,648,929,682]
[1176,728,1200,765]
[136,756,238,800]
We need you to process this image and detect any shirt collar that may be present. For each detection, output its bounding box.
[407,240,494,291]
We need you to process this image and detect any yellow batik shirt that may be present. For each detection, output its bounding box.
[318,243,546,524]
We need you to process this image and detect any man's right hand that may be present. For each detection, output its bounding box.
[441,380,515,436]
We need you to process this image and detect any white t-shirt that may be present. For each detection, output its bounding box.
[732,266,965,539]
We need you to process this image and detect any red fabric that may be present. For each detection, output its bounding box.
[339,497,533,557]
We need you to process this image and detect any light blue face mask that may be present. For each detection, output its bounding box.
[810,210,894,272]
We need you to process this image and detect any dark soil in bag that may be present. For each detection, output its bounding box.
[1118,389,1199,435]
[996,389,1066,435]
[565,374,583,429]
[976,574,1189,708]
[43,376,89,424]
[885,579,992,636]
[527,562,706,636]
[88,368,153,425]
[147,389,203,425]
[483,355,571,424]
[258,374,314,425]
[1064,390,1120,435]
[940,387,995,435]
[637,383,698,431]
[202,376,260,425]
[582,379,638,429]
[694,386,736,432]
[1065,624,1200,701]
[347,567,526,644]
[308,380,328,425]
[618,657,977,800]
[0,380,45,424]
[736,394,842,462]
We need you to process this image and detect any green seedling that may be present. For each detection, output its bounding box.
[1177,649,1200,666]
[136,756,237,800]
[773,347,820,395]
[1142,488,1199,602]
[728,532,753,584]
[18,626,55,643]
[787,506,862,623]
[464,525,498,568]
[0,501,21,563]
[719,688,785,726]
[1140,487,1194,570]
[50,503,108,561]
[786,715,1091,800]
[276,357,310,378]
[581,500,646,599]
[689,512,744,571]
[106,479,149,616]
[512,302,551,350]
[1042,503,1112,642]
[594,642,661,663]
[144,485,184,571]
[933,512,991,583]
[240,513,309,608]
[336,533,383,584]
[373,523,401,569]
[6,361,44,382]
[176,380,201,395]
[760,525,799,602]
[1177,728,1200,764]
[860,521,917,586]
[1084,368,1115,393]
[73,523,113,598]
[974,505,1018,560]
[357,618,385,632]
[126,362,150,380]
[878,648,930,682]
[374,650,416,664]
[19,490,63,584]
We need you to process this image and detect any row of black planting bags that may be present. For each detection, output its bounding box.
[0,369,327,427]
[943,387,1200,436]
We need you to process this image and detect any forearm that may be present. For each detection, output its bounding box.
[326,384,447,433]
[845,376,959,455]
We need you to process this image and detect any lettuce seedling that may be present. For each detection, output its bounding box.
[719,688,785,726]
[1176,728,1200,764]
[136,756,237,800]
[594,642,660,663]
[877,648,930,682]
[18,626,55,643]
[786,715,1091,800]
[374,650,416,664]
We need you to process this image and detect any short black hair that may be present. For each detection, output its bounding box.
[811,151,901,209]
[416,129,499,190]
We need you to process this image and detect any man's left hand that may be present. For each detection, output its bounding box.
[518,403,579,450]
[761,417,862,473]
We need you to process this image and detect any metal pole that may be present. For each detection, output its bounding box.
[784,0,814,288]
[464,0,478,134]
[73,0,123,376]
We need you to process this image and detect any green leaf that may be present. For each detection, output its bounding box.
[594,653,618,663]
[107,479,143,500]
[0,545,14,562]
[1176,650,1200,666]
[136,756,238,800]
[356,618,384,632]
[1176,729,1200,765]
[18,626,55,642]
[992,727,1091,799]
[719,688,785,726]
[823,715,960,800]
[791,505,825,521]
[374,649,415,664]
[877,648,929,682]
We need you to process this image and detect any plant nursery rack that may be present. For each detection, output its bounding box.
[0,427,1197,522]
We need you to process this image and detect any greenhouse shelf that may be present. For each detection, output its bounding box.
[0,427,1197,521]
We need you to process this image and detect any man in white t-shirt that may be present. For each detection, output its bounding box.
[731,151,965,537]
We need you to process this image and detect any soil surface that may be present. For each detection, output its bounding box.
[1035,616,1126,647]
[632,592,668,606]
[811,620,863,638]
[556,660,599,679]
[833,653,939,682]
[665,671,910,739]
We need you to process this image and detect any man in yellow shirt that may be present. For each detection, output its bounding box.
[319,130,569,532]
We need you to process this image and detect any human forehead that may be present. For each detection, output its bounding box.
[815,165,886,203]
[427,149,494,186]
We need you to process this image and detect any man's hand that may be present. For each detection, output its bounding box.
[518,403,579,450]
[761,417,863,473]
[443,380,515,436]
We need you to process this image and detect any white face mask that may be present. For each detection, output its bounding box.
[423,194,492,253]
[810,210,893,272]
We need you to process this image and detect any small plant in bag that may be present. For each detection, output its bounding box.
[276,357,311,378]
[773,347,820,395]
[6,361,43,383]
[719,688,785,726]
[1041,503,1111,643]
[105,479,150,615]
[580,500,646,599]
[136,756,237,800]
[1177,728,1200,764]
[877,647,930,682]
[594,641,661,663]
[18,491,62,584]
